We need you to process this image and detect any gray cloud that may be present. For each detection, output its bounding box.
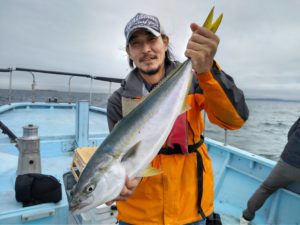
[0,0,299,100]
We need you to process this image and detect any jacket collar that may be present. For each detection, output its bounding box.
[121,61,180,98]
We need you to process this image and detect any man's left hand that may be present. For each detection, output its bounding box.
[185,23,219,74]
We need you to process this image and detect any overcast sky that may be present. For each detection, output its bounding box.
[0,0,299,100]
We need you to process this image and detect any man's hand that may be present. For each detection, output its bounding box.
[185,23,220,74]
[106,176,142,205]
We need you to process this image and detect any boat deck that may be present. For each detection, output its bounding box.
[0,102,108,138]
[0,102,116,224]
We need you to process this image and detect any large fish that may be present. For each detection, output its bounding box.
[69,6,223,213]
[70,59,193,213]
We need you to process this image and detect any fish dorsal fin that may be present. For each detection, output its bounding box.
[121,97,145,117]
[121,141,141,162]
[140,165,163,177]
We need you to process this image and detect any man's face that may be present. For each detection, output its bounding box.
[127,29,168,76]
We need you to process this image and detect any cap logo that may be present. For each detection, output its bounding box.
[125,13,161,42]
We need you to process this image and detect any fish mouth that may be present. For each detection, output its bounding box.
[70,202,90,214]
[69,196,94,214]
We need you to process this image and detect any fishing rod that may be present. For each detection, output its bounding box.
[0,121,17,143]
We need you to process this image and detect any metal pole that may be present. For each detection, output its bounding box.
[75,101,89,147]
[89,77,93,105]
[224,129,228,146]
[30,72,36,103]
[8,69,12,105]
[109,82,112,96]
[68,76,74,104]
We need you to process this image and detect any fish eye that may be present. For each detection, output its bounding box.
[86,184,95,193]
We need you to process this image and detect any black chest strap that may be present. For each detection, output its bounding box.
[158,135,206,219]
[158,135,204,155]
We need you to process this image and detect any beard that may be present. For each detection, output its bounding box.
[139,65,161,76]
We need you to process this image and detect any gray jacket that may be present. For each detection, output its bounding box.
[281,116,300,168]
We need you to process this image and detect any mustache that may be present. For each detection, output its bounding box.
[139,54,157,63]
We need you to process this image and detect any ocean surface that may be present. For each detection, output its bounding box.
[1,89,299,161]
[0,89,109,107]
[205,99,300,161]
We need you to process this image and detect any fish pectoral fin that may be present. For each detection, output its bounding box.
[140,165,163,177]
[121,141,141,162]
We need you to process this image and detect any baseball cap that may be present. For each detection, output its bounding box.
[124,13,163,44]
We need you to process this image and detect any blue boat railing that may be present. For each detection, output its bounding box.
[0,67,123,105]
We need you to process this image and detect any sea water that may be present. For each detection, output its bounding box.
[205,99,300,160]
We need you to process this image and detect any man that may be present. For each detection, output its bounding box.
[240,116,300,225]
[107,12,249,225]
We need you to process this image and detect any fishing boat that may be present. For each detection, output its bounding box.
[0,67,299,225]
